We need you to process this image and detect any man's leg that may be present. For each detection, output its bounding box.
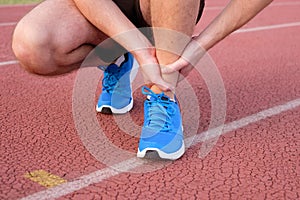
[137,0,201,160]
[140,0,200,97]
[12,0,107,75]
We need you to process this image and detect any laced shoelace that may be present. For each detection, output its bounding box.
[101,54,131,94]
[142,86,176,132]
[102,68,120,93]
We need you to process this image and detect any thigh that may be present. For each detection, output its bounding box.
[17,0,106,54]
[13,0,108,74]
[139,0,205,26]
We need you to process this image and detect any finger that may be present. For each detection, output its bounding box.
[143,76,174,92]
[161,58,188,74]
[144,83,154,89]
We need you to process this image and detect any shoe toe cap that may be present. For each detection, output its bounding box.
[139,130,183,154]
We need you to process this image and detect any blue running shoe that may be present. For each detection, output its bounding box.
[96,53,138,114]
[137,86,185,160]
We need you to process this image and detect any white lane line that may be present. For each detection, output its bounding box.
[186,98,300,144]
[235,22,300,33]
[269,1,300,6]
[205,1,300,10]
[1,1,300,27]
[0,22,16,27]
[21,98,300,200]
[0,21,299,68]
[0,60,18,66]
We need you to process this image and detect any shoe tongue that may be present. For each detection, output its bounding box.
[160,96,169,101]
[106,64,119,72]
[99,55,125,71]
[147,93,171,102]
[159,93,176,102]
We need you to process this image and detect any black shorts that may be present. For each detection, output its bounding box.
[96,0,205,62]
[113,0,206,28]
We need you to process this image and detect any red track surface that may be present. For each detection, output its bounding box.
[1,0,299,199]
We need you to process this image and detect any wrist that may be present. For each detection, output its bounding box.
[131,47,157,64]
[192,35,210,52]
[180,38,206,66]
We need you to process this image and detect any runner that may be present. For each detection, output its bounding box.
[12,0,273,160]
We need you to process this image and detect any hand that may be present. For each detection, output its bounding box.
[162,57,193,82]
[161,37,206,82]
[132,48,174,92]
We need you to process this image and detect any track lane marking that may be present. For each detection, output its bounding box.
[205,1,300,10]
[21,98,300,200]
[0,21,300,67]
[1,1,300,27]
[0,22,16,27]
[24,170,67,188]
[235,22,300,33]
[0,60,18,66]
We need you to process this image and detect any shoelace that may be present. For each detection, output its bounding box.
[102,64,122,93]
[102,68,119,93]
[142,86,175,132]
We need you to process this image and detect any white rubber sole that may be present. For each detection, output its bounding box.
[96,57,138,114]
[137,141,185,160]
[96,98,133,114]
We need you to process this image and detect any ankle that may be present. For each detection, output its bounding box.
[150,85,175,100]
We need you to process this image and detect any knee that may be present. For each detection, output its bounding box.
[12,19,56,75]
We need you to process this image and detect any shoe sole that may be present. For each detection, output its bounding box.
[96,98,133,114]
[136,141,185,160]
[96,57,138,115]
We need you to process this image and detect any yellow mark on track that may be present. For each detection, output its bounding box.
[24,170,67,188]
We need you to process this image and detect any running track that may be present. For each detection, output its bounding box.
[1,0,299,199]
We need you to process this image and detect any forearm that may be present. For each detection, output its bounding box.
[73,0,154,59]
[196,0,273,50]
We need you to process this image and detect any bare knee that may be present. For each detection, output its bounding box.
[12,22,51,75]
[12,18,58,75]
[12,0,104,75]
